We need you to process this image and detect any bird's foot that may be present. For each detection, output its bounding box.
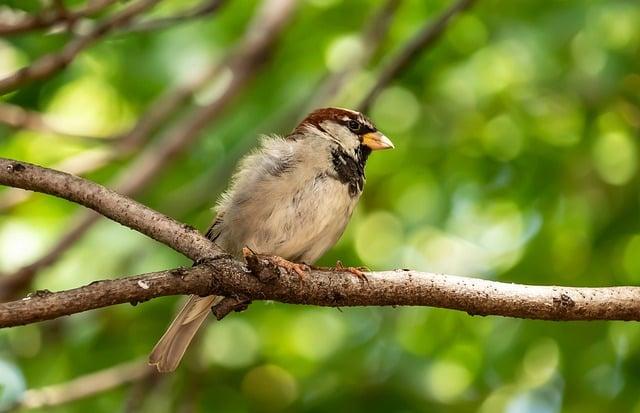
[242,247,309,279]
[269,256,310,278]
[335,261,369,283]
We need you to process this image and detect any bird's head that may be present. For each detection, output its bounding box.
[293,107,394,160]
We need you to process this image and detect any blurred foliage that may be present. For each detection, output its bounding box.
[1,0,640,411]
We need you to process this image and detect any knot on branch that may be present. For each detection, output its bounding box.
[553,293,575,310]
[25,289,52,299]
[6,162,25,173]
[212,296,252,320]
[242,247,282,283]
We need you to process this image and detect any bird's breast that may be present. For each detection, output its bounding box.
[223,167,360,263]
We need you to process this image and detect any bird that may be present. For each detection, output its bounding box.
[148,107,394,372]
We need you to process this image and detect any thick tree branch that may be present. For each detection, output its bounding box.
[357,0,477,113]
[2,256,640,329]
[0,0,160,95]
[0,158,221,262]
[1,158,640,327]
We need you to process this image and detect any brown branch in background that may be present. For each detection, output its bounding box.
[0,0,118,36]
[0,102,111,143]
[3,255,640,329]
[121,0,226,34]
[0,0,160,95]
[0,0,297,300]
[13,360,155,410]
[303,0,403,112]
[357,0,477,113]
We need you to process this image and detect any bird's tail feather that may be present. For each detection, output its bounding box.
[148,295,222,372]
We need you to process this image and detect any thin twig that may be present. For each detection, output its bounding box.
[0,0,297,300]
[121,0,226,34]
[0,0,161,95]
[13,360,155,410]
[304,0,403,112]
[0,102,112,143]
[357,0,477,113]
[0,0,118,36]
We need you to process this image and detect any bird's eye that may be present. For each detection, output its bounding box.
[347,120,361,132]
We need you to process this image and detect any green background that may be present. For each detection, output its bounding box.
[1,0,640,411]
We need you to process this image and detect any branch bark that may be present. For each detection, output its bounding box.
[357,0,477,113]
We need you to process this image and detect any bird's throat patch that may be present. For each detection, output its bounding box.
[330,146,370,197]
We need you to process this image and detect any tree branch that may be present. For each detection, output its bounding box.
[1,158,640,328]
[2,255,640,329]
[0,0,160,95]
[0,158,221,262]
[357,0,477,113]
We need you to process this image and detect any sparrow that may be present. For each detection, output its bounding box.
[149,107,394,372]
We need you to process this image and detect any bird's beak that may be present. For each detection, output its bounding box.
[362,131,394,150]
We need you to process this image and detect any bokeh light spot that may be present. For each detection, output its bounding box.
[355,211,403,267]
[242,364,298,411]
[291,310,345,361]
[424,360,473,403]
[370,86,420,134]
[325,34,364,72]
[203,318,260,368]
[521,338,559,388]
[481,114,524,161]
[592,131,637,185]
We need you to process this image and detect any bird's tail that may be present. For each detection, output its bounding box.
[148,295,222,372]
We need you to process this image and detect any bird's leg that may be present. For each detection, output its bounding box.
[334,260,369,283]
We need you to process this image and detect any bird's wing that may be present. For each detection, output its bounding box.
[204,211,225,242]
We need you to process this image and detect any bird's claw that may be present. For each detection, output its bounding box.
[243,248,309,279]
[270,256,309,278]
[335,261,369,283]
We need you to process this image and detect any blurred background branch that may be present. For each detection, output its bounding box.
[0,0,118,36]
[0,0,161,94]
[11,360,155,411]
[357,0,478,113]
